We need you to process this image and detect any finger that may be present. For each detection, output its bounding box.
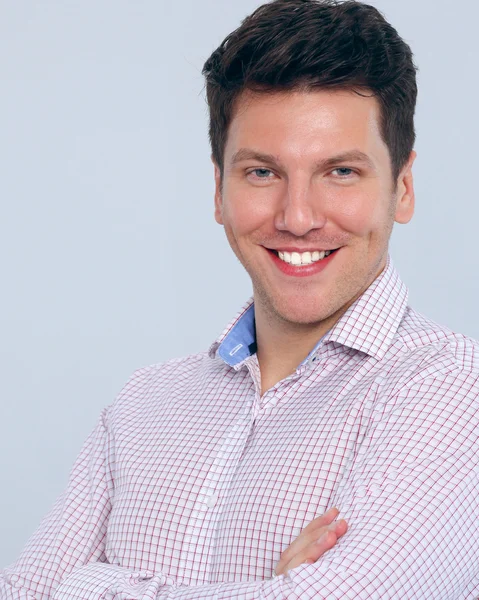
[277,520,346,567]
[276,521,340,572]
[275,519,348,577]
[277,530,338,577]
[335,519,348,537]
[299,507,339,536]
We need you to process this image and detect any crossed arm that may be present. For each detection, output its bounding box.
[2,379,479,600]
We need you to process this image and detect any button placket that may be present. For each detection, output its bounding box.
[178,406,256,582]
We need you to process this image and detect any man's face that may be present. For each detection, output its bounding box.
[214,89,415,327]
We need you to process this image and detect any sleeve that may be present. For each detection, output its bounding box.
[5,372,479,600]
[0,408,115,599]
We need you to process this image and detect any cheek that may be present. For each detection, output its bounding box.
[222,190,272,235]
[326,188,390,237]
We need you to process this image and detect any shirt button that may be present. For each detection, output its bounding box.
[205,493,218,508]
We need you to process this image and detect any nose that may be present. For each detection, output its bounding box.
[274,176,326,236]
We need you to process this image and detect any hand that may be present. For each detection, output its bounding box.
[274,507,348,577]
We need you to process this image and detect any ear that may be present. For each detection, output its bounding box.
[394,150,416,224]
[213,158,224,225]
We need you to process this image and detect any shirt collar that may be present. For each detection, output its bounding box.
[323,255,408,360]
[208,299,256,367]
[209,255,408,366]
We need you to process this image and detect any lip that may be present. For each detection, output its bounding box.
[267,247,339,253]
[265,247,339,278]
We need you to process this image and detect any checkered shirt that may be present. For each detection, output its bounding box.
[2,257,479,599]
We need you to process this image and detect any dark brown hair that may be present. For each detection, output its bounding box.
[202,0,417,181]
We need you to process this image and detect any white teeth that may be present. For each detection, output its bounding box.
[301,251,312,265]
[291,252,301,266]
[276,249,335,266]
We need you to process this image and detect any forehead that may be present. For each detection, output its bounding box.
[225,88,389,165]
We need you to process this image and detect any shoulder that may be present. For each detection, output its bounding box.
[360,308,479,461]
[106,350,224,423]
[398,306,479,374]
[379,307,479,415]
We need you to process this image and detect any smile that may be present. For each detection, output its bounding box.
[277,249,334,266]
[266,247,340,278]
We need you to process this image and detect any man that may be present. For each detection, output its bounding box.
[2,0,478,598]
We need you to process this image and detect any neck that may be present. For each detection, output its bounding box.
[254,302,341,396]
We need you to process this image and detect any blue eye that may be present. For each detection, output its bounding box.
[252,168,273,178]
[333,168,354,177]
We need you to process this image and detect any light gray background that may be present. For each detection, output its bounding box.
[1,0,477,567]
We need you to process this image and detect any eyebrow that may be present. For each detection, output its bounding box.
[230,148,377,171]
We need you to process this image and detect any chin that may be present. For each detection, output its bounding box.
[270,294,335,326]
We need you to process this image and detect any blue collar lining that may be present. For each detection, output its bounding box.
[217,303,324,368]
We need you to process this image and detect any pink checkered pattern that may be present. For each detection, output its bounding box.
[2,258,479,599]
